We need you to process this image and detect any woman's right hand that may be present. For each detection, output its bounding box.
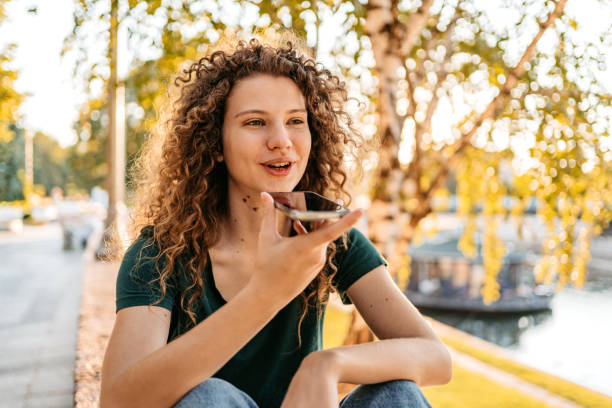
[248,192,362,306]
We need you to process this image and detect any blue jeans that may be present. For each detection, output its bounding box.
[174,377,432,407]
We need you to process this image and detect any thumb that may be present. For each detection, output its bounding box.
[258,192,279,241]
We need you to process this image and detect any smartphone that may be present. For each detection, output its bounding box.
[268,191,350,221]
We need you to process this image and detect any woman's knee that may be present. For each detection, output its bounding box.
[340,380,431,408]
[173,377,258,408]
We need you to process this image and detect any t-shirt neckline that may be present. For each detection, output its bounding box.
[205,251,228,306]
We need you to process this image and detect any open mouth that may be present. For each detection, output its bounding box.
[266,162,291,169]
[262,161,294,176]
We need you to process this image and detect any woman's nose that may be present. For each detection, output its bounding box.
[266,123,292,150]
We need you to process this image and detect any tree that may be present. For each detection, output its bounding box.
[0,125,24,201]
[244,0,612,337]
[63,0,233,201]
[64,97,109,194]
[32,132,70,195]
[66,0,612,341]
[0,0,23,143]
[0,0,27,202]
[349,0,612,300]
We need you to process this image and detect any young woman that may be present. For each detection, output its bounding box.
[100,37,451,408]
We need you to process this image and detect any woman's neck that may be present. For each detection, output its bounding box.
[216,187,293,252]
[218,189,264,251]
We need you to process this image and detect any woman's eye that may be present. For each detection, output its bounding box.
[289,118,305,125]
[245,119,264,126]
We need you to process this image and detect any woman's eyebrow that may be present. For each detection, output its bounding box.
[234,108,306,118]
[234,109,265,118]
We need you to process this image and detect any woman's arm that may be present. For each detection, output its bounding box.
[301,265,452,388]
[101,286,284,408]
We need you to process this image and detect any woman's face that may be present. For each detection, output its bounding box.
[221,74,311,197]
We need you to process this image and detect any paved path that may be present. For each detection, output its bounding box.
[0,223,83,408]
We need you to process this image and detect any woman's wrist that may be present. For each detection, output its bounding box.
[240,281,287,316]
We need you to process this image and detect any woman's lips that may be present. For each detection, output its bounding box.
[262,162,294,176]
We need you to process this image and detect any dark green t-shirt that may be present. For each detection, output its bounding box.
[116,226,386,408]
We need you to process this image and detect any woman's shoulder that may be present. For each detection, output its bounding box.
[119,225,163,279]
[337,227,374,254]
[116,225,176,312]
[124,225,158,258]
[330,227,387,304]
[335,226,387,272]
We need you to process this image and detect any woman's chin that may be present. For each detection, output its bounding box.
[259,181,300,193]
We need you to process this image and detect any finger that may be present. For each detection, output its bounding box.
[258,192,280,241]
[304,209,363,247]
[309,219,326,232]
[293,219,308,235]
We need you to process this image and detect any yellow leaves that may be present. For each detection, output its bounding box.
[458,217,477,258]
[482,278,501,304]
[487,62,506,87]
[457,152,485,259]
[571,228,590,290]
[481,219,504,304]
[0,122,13,143]
[455,151,512,303]
[396,254,411,290]
[534,255,562,286]
[535,181,599,291]
[184,46,198,60]
[411,226,424,247]
[0,57,23,132]
[554,114,569,126]
[432,187,451,206]
[481,167,506,304]
[146,0,162,15]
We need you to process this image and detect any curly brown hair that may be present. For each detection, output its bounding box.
[125,34,362,341]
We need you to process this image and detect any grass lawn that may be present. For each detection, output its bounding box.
[441,335,612,408]
[422,364,553,408]
[322,306,599,408]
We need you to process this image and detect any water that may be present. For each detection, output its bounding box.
[422,278,612,397]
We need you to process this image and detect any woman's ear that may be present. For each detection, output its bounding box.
[215,153,224,162]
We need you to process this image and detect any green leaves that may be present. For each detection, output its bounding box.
[0,42,22,143]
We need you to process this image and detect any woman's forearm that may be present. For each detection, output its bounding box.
[101,286,285,408]
[314,337,452,388]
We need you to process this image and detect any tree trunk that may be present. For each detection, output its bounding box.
[96,0,126,260]
[341,0,435,346]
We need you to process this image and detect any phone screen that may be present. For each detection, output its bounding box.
[268,191,350,221]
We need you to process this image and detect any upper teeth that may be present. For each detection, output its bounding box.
[269,162,290,168]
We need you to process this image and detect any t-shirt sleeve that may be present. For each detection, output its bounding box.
[332,227,388,305]
[115,227,176,313]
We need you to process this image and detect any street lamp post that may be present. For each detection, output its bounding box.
[96,0,126,260]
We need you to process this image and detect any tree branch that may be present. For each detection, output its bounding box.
[408,13,458,196]
[424,0,568,201]
[421,14,458,137]
[399,0,436,59]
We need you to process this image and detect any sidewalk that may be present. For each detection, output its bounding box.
[0,225,82,408]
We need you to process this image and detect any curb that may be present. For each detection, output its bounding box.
[74,260,119,407]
